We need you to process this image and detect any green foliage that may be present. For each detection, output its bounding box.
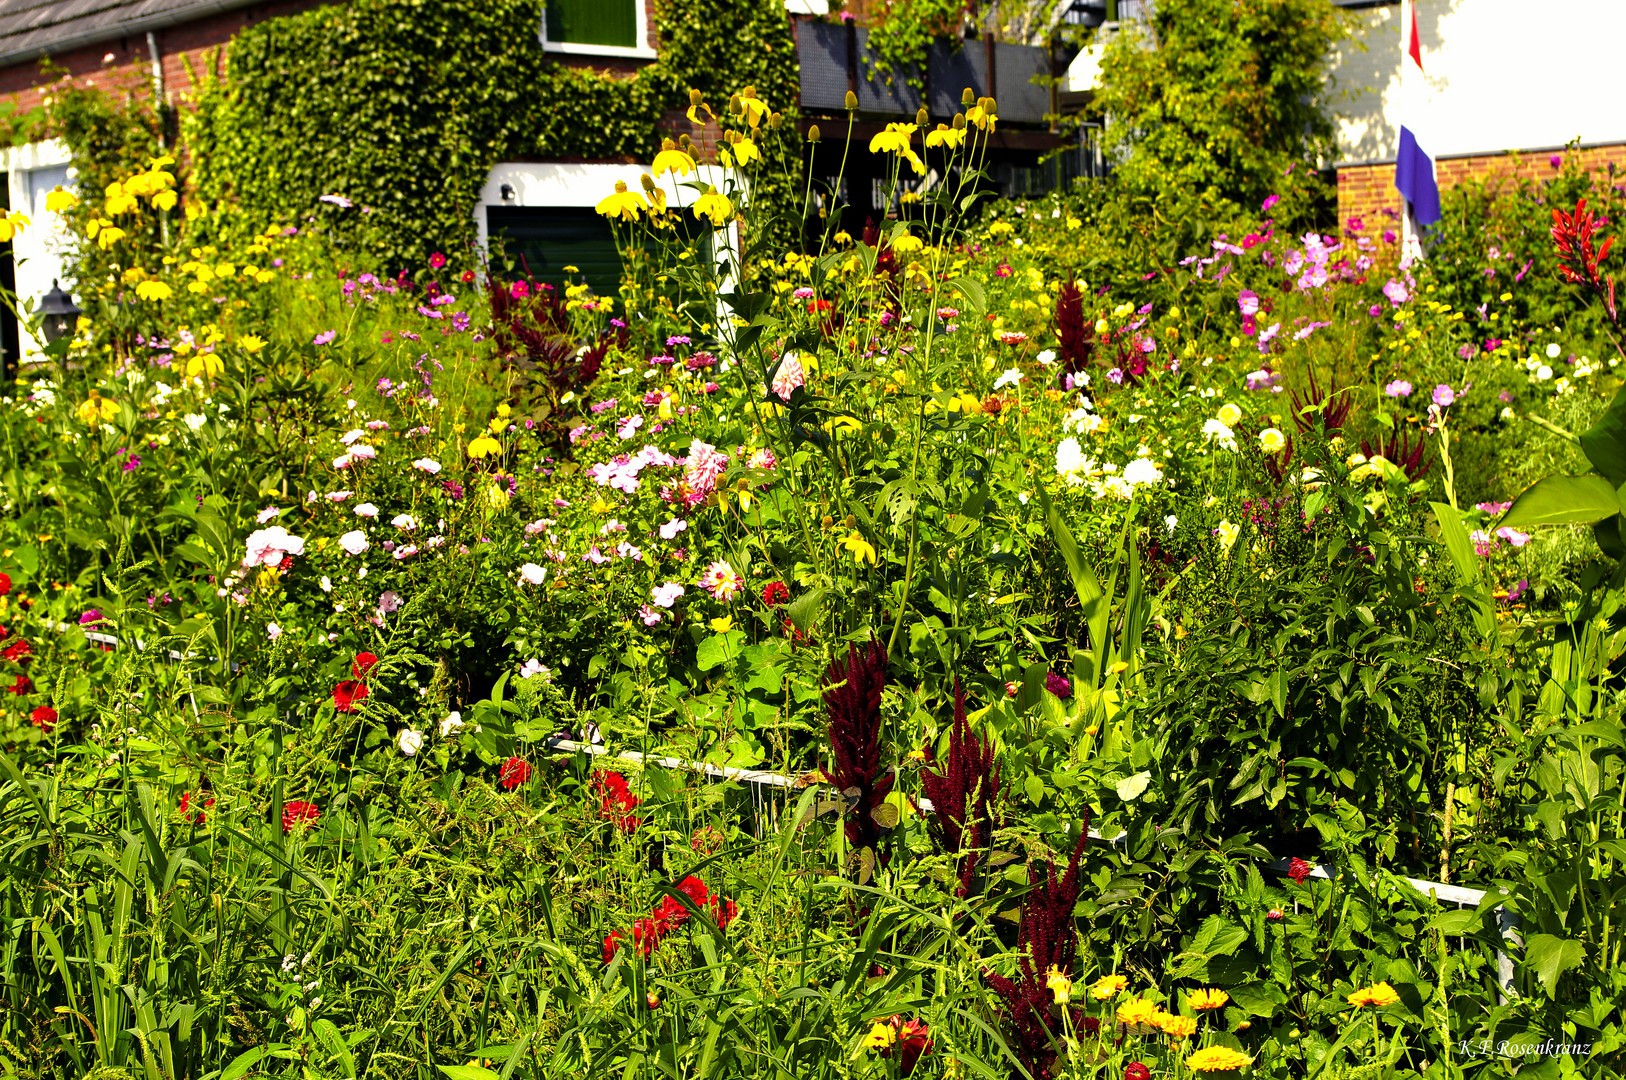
[181,0,803,273]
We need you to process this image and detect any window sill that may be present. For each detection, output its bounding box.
[542,40,658,59]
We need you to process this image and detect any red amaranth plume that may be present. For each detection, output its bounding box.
[1360,427,1433,481]
[1052,279,1091,384]
[1288,369,1353,434]
[821,639,894,863]
[984,823,1091,1080]
[1551,196,1618,325]
[919,678,1002,897]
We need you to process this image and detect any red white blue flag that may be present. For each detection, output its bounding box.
[1395,0,1441,226]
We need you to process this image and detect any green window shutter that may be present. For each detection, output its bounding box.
[545,0,637,48]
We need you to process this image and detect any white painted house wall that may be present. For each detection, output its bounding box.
[2,139,75,363]
[1328,0,1626,166]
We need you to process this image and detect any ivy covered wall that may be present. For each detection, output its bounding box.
[181,0,803,272]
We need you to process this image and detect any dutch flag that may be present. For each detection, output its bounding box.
[1395,0,1441,227]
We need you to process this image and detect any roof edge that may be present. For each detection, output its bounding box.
[0,0,260,73]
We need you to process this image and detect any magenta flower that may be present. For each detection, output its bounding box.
[312,330,337,346]
[771,354,806,403]
[1384,380,1413,398]
[1237,289,1260,317]
[1432,384,1456,408]
[1044,671,1072,699]
[1261,194,1280,213]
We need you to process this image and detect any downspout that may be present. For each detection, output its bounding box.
[146,31,166,150]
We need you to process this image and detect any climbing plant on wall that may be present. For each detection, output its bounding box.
[178,0,803,274]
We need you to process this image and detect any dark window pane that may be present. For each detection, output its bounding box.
[487,206,625,298]
[545,0,636,49]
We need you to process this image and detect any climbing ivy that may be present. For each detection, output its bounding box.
[178,0,803,273]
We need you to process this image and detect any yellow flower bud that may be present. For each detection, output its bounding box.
[961,87,975,106]
[915,107,928,126]
[844,90,858,111]
[808,124,821,143]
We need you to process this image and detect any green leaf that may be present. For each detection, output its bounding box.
[1578,382,1626,485]
[1500,475,1622,528]
[437,1068,502,1080]
[221,1048,270,1080]
[1524,933,1584,996]
[945,276,986,315]
[1114,770,1151,801]
[695,630,745,672]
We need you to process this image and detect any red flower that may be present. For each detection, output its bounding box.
[592,769,641,833]
[0,572,11,595]
[461,269,476,284]
[762,581,789,607]
[179,790,215,824]
[332,679,369,713]
[29,705,56,731]
[500,756,531,790]
[806,299,833,315]
[4,639,32,663]
[1288,856,1314,884]
[1125,1064,1151,1080]
[282,800,320,833]
[882,1016,933,1076]
[690,825,724,853]
[603,874,739,964]
[8,674,31,695]
[1267,908,1284,920]
[352,652,379,678]
[429,252,447,269]
[278,555,294,573]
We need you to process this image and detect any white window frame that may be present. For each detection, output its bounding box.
[539,0,656,60]
[1,138,75,364]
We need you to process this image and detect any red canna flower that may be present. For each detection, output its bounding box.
[351,652,379,678]
[603,874,739,964]
[761,580,789,607]
[1551,196,1618,324]
[29,704,56,731]
[282,799,320,833]
[1288,856,1314,884]
[332,679,369,713]
[500,756,531,790]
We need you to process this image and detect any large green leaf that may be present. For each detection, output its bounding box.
[1500,475,1622,528]
[1524,933,1584,996]
[1579,383,1626,485]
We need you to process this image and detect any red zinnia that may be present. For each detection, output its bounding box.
[180,790,215,824]
[9,674,30,695]
[1125,1064,1151,1080]
[282,799,320,833]
[351,652,379,678]
[1288,856,1314,884]
[29,705,56,731]
[499,756,531,790]
[4,639,32,663]
[332,679,369,713]
[0,572,11,595]
[592,769,641,833]
[761,581,789,607]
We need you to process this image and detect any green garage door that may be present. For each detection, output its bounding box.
[486,206,624,300]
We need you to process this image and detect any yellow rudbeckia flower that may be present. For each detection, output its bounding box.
[467,434,503,459]
[186,351,224,381]
[45,188,77,213]
[0,211,29,243]
[95,224,127,250]
[135,280,173,302]
[734,87,769,126]
[869,122,915,155]
[596,180,644,222]
[239,334,268,354]
[925,124,965,149]
[652,140,697,178]
[1347,982,1400,1008]
[692,189,733,226]
[859,1021,894,1050]
[76,396,119,426]
[841,532,876,566]
[153,189,178,212]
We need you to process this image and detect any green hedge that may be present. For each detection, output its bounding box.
[183,0,802,272]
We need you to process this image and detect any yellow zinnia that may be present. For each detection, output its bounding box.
[596,180,644,222]
[135,280,173,302]
[1092,974,1129,1000]
[1186,1045,1251,1072]
[1155,1012,1197,1039]
[652,141,697,178]
[1347,981,1400,1008]
[1258,427,1286,454]
[467,434,503,459]
[1116,997,1159,1029]
[1188,988,1229,1011]
[692,189,733,227]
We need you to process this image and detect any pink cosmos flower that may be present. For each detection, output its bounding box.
[771,354,806,403]
[519,563,546,585]
[1476,501,1512,515]
[699,560,744,602]
[618,414,644,440]
[652,582,685,607]
[1496,526,1531,547]
[639,604,663,626]
[257,506,280,524]
[1382,279,1410,306]
[1261,194,1279,213]
[1237,290,1260,317]
[413,458,442,474]
[659,517,688,540]
[313,330,337,346]
[391,513,418,531]
[339,530,369,555]
[1385,380,1413,398]
[1470,529,1495,556]
[1432,384,1456,408]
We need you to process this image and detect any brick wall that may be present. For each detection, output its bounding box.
[0,0,658,117]
[1338,142,1626,230]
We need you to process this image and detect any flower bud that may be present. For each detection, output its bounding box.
[808,124,821,143]
[821,514,834,529]
[845,90,858,111]
[961,87,975,106]
[640,173,656,192]
[982,96,997,114]
[679,133,693,150]
[915,107,927,126]
[844,514,857,529]
[728,94,743,116]
[953,113,966,130]
[726,129,740,144]
[769,111,783,129]
[661,137,676,151]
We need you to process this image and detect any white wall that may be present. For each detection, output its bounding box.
[1328,0,1626,165]
[2,139,74,363]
